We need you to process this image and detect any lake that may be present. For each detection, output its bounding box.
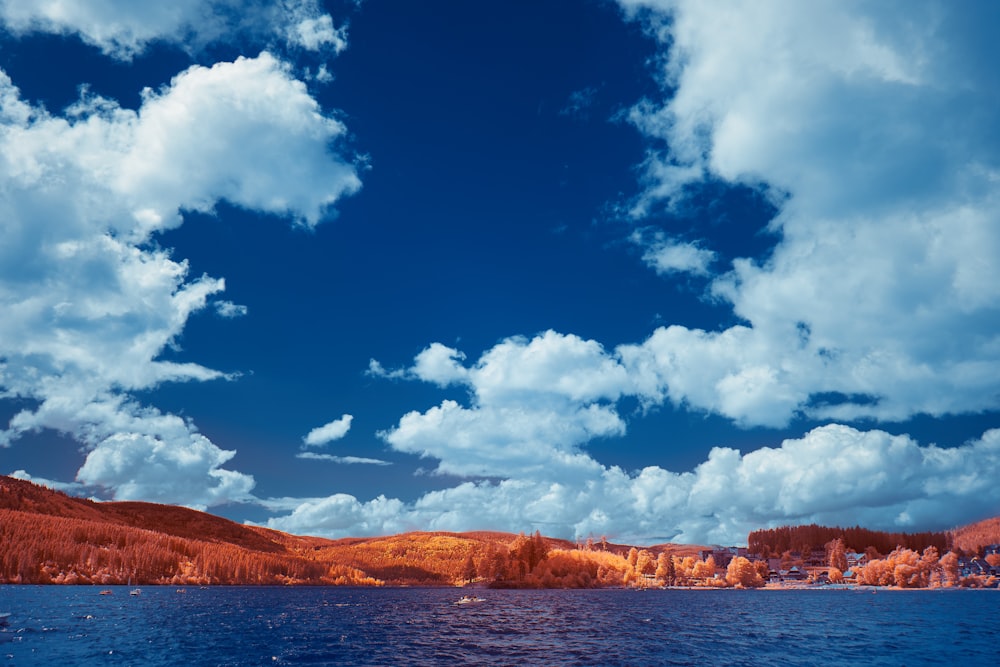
[0,586,996,665]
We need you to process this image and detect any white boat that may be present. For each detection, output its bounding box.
[130,588,141,596]
[454,596,485,605]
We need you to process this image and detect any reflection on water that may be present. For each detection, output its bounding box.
[0,586,997,666]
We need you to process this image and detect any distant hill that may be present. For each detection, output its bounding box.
[747,523,950,557]
[0,475,358,586]
[0,476,681,587]
[746,517,1000,559]
[951,516,1000,552]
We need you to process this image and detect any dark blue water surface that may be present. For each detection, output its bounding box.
[0,586,996,666]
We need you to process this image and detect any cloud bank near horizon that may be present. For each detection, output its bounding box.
[267,417,1000,545]
[266,333,1000,545]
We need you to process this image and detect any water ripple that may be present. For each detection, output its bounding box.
[1,586,998,665]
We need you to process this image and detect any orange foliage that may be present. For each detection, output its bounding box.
[725,556,764,588]
[853,546,957,588]
[951,517,1000,553]
[526,549,631,588]
[0,508,373,585]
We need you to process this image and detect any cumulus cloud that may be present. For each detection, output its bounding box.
[604,0,1000,426]
[288,13,348,53]
[630,228,715,276]
[374,332,633,478]
[267,424,1000,544]
[264,494,408,537]
[0,0,347,59]
[0,52,361,507]
[77,428,255,510]
[214,300,248,318]
[303,414,354,448]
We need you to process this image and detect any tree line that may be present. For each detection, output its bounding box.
[748,523,949,558]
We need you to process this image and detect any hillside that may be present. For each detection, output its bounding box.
[0,476,282,552]
[0,476,683,588]
[951,516,1000,552]
[747,523,950,557]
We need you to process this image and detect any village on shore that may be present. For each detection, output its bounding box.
[646,542,1000,590]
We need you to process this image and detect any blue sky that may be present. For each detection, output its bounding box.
[1,0,999,545]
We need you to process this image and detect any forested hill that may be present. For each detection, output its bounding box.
[747,523,983,558]
[0,476,680,587]
[0,475,284,553]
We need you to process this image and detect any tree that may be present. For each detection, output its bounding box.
[627,547,639,571]
[755,559,770,583]
[655,552,674,586]
[674,556,696,585]
[691,556,716,581]
[940,551,960,587]
[636,550,656,576]
[826,538,848,572]
[461,553,477,584]
[725,556,764,588]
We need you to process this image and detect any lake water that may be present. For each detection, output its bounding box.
[0,586,996,666]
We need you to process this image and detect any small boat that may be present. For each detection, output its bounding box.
[130,588,141,596]
[454,595,485,605]
[0,612,10,627]
[99,590,113,595]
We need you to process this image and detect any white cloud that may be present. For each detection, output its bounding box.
[606,0,1000,426]
[8,470,87,495]
[267,424,1000,544]
[0,52,361,507]
[0,0,347,59]
[410,343,469,387]
[383,399,616,478]
[303,414,354,447]
[365,358,406,381]
[263,494,408,537]
[469,331,633,405]
[296,452,390,466]
[289,14,348,53]
[214,300,248,318]
[630,228,715,276]
[121,53,361,231]
[375,332,633,478]
[77,429,255,510]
